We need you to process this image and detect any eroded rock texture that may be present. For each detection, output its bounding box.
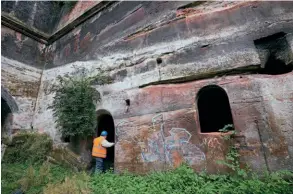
[2,1,293,173]
[1,26,43,131]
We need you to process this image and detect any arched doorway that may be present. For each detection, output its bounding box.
[1,98,12,136]
[197,85,234,133]
[96,110,115,171]
[1,86,18,137]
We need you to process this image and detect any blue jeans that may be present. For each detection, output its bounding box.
[95,157,104,173]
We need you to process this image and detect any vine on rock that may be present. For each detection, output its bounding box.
[217,124,248,177]
[50,69,112,138]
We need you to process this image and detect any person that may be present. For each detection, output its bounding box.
[92,131,115,173]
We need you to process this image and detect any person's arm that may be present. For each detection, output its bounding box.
[101,139,115,148]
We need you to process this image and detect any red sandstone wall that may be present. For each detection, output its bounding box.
[56,1,101,32]
[31,1,293,173]
[112,72,293,173]
[1,25,43,130]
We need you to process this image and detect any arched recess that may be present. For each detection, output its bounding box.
[1,86,18,112]
[1,86,18,136]
[197,85,234,133]
[96,109,115,171]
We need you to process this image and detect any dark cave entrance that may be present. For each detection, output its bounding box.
[96,112,115,171]
[254,32,293,75]
[197,85,234,133]
[1,98,12,135]
[260,54,292,75]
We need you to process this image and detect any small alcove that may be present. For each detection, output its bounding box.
[197,85,234,133]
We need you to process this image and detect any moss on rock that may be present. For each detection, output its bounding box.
[3,131,53,164]
[49,144,88,171]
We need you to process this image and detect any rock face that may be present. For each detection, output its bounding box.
[1,1,293,173]
[49,143,89,171]
[1,1,62,34]
[1,25,43,132]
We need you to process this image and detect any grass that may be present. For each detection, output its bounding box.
[2,162,292,194]
[1,162,75,194]
[90,165,293,194]
[2,132,293,194]
[1,132,75,194]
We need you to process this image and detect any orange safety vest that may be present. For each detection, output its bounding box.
[92,137,107,158]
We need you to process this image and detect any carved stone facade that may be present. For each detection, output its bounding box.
[1,1,293,173]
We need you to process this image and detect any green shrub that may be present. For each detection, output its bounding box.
[90,164,293,194]
[49,68,112,139]
[50,74,98,138]
[2,162,292,194]
[2,132,53,164]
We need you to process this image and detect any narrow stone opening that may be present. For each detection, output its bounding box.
[197,85,234,133]
[61,136,70,143]
[1,98,11,126]
[260,54,292,75]
[125,99,130,106]
[254,32,293,75]
[96,113,115,171]
[1,98,12,136]
[156,57,162,64]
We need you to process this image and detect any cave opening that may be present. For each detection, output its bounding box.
[96,113,115,171]
[254,32,293,75]
[197,85,234,133]
[260,54,293,75]
[1,98,12,135]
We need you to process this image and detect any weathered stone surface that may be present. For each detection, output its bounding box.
[1,25,45,68]
[2,1,293,174]
[56,1,100,31]
[109,72,293,173]
[1,86,18,113]
[48,1,293,68]
[49,143,88,171]
[1,56,42,130]
[2,1,63,34]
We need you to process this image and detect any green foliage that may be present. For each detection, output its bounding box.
[217,124,243,174]
[50,70,110,138]
[1,163,30,194]
[43,172,91,194]
[18,163,51,193]
[2,127,292,194]
[2,162,292,194]
[217,146,249,178]
[218,124,234,132]
[1,162,74,194]
[2,132,52,164]
[217,124,249,178]
[90,164,293,194]
[218,124,235,140]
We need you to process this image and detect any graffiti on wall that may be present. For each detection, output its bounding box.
[116,120,138,143]
[116,113,206,166]
[201,137,222,150]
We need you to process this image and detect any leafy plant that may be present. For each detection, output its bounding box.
[2,162,292,194]
[2,132,53,164]
[217,124,245,175]
[43,172,91,194]
[1,161,75,194]
[18,163,52,193]
[218,124,235,140]
[50,69,111,138]
[90,164,293,194]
